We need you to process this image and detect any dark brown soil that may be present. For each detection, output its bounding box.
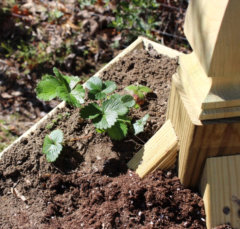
[0,48,207,228]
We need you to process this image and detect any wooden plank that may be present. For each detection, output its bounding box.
[141,37,181,58]
[0,102,66,160]
[200,155,240,228]
[94,36,181,78]
[127,120,179,178]
[178,53,240,120]
[184,0,240,79]
[167,74,240,188]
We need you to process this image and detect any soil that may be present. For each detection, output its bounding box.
[0,0,190,152]
[0,48,208,228]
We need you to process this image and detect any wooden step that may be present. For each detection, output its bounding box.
[127,120,179,178]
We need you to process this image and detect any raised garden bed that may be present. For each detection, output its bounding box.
[0,38,206,228]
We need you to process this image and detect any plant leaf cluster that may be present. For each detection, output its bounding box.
[110,0,160,42]
[125,84,152,100]
[36,67,85,107]
[81,82,136,140]
[37,69,150,147]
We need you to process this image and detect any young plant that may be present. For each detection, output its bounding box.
[36,67,85,107]
[133,114,149,135]
[36,69,149,141]
[42,129,64,162]
[81,76,149,140]
[125,84,152,106]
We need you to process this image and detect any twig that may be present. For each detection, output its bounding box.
[11,187,27,202]
[158,31,188,41]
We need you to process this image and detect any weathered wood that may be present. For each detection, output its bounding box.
[200,155,240,228]
[127,120,179,178]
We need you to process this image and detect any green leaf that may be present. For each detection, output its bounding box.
[85,77,116,100]
[133,114,149,135]
[85,76,102,92]
[107,121,128,140]
[93,92,107,100]
[93,110,118,129]
[62,75,80,90]
[80,103,102,119]
[57,83,70,101]
[121,95,135,107]
[68,85,85,107]
[49,129,64,143]
[102,81,117,94]
[138,85,152,93]
[36,75,60,101]
[103,97,128,116]
[96,128,105,134]
[37,67,83,107]
[53,67,70,91]
[42,129,63,162]
[125,85,138,94]
[125,85,152,99]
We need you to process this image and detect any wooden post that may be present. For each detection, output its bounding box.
[128,0,240,190]
[166,0,240,188]
[127,120,179,178]
[200,155,240,228]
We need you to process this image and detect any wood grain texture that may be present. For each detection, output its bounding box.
[127,120,179,178]
[184,0,240,79]
[200,155,240,228]
[178,53,240,120]
[167,73,240,188]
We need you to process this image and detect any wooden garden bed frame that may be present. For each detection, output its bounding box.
[2,1,240,227]
[0,36,181,160]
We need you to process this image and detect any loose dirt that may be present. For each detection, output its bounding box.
[0,48,207,228]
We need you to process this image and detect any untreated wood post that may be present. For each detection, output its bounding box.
[200,155,240,228]
[167,0,240,188]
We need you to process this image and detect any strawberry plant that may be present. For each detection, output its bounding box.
[125,84,152,106]
[42,129,64,162]
[36,67,85,107]
[36,68,149,141]
[81,77,149,140]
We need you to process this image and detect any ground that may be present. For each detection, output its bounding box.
[0,0,189,151]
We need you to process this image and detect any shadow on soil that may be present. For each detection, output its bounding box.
[54,146,84,173]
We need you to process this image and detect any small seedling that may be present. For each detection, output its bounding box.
[81,77,149,140]
[125,84,152,106]
[36,67,85,107]
[133,114,149,135]
[42,129,64,162]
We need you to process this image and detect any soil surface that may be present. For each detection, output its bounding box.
[0,0,190,152]
[0,49,207,228]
